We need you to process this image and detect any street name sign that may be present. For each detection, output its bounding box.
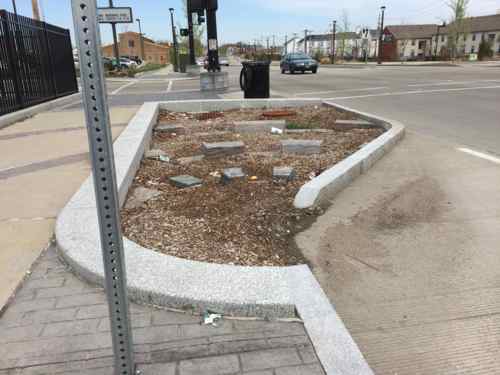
[98,7,133,24]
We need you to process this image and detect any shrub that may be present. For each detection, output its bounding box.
[478,39,493,61]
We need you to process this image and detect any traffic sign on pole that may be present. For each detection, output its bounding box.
[70,1,136,374]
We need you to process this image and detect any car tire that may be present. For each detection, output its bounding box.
[281,68,285,74]
[312,68,318,74]
[301,70,305,74]
[290,68,295,74]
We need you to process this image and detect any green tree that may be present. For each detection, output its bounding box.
[478,39,493,60]
[447,0,469,58]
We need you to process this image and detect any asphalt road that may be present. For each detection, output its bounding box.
[267,63,500,154]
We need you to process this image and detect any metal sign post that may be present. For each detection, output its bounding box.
[71,1,135,374]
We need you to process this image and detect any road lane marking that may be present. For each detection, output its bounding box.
[111,80,137,95]
[408,79,500,87]
[326,85,500,100]
[166,80,173,93]
[457,148,500,164]
[294,87,389,96]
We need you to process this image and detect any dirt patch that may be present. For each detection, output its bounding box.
[121,106,384,267]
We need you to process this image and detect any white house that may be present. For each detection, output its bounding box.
[296,32,361,59]
[433,14,500,57]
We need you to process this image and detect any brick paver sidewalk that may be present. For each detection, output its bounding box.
[0,244,325,375]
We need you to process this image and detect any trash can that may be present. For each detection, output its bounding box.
[240,61,270,99]
[179,54,189,73]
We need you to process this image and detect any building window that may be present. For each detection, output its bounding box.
[488,34,495,42]
[128,40,135,48]
[472,34,476,41]
[471,46,475,54]
[441,35,445,42]
[411,39,416,46]
[463,34,467,41]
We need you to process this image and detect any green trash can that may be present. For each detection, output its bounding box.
[179,54,188,73]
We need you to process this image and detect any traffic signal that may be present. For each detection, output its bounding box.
[180,28,189,37]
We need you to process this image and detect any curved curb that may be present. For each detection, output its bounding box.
[294,101,405,208]
[56,99,378,374]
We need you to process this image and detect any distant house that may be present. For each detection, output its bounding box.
[381,24,437,61]
[434,14,500,57]
[296,32,359,59]
[101,32,171,64]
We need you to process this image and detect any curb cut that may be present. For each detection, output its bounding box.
[0,93,81,130]
[55,99,388,375]
[294,102,405,208]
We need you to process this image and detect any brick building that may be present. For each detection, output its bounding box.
[102,31,171,64]
[380,25,437,61]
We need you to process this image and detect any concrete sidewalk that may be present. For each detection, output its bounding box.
[0,105,139,311]
[297,131,500,374]
[0,245,324,375]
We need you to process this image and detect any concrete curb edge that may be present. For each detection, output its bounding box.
[56,99,378,375]
[294,101,406,208]
[0,92,81,130]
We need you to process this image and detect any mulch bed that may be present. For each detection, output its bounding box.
[121,106,384,267]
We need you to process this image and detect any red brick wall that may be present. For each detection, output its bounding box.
[380,29,398,61]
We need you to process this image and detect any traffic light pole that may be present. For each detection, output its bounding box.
[71,1,135,374]
[206,7,220,71]
[187,3,196,65]
[109,0,120,70]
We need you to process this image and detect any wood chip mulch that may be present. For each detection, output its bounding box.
[121,106,385,267]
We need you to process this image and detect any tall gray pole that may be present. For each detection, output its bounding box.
[71,1,135,374]
[11,0,17,15]
[109,0,121,69]
[169,8,179,72]
[331,21,336,64]
[136,18,145,61]
[377,6,386,65]
[304,29,308,55]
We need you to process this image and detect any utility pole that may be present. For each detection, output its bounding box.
[377,5,386,65]
[187,1,196,66]
[293,33,298,53]
[272,34,276,56]
[331,20,336,64]
[11,0,17,15]
[284,34,288,54]
[304,29,310,55]
[109,0,120,70]
[31,0,40,20]
[136,18,145,62]
[169,8,179,72]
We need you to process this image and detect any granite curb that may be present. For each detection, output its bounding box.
[294,101,406,208]
[55,99,378,374]
[0,92,81,130]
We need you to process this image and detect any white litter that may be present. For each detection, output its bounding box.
[271,127,283,135]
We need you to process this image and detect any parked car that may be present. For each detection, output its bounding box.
[280,53,318,74]
[219,57,230,66]
[196,58,205,67]
[118,58,138,69]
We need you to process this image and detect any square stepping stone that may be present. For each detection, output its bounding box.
[234,120,286,134]
[125,187,161,209]
[156,124,187,135]
[145,149,170,161]
[281,140,322,155]
[169,175,203,189]
[273,167,296,182]
[222,167,246,184]
[201,141,245,158]
[175,155,205,165]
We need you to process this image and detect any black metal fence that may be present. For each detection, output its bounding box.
[0,10,78,116]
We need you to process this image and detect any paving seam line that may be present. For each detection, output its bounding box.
[54,99,405,374]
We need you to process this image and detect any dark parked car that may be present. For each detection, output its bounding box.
[280,53,318,74]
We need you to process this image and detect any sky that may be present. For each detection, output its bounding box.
[1,0,499,46]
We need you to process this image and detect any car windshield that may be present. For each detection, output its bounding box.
[289,53,309,60]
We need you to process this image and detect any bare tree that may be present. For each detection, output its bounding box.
[337,9,350,59]
[447,0,469,58]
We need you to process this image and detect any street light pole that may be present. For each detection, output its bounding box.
[11,0,17,15]
[377,6,386,65]
[304,29,309,55]
[169,8,179,72]
[331,20,337,64]
[136,18,145,62]
[109,0,120,70]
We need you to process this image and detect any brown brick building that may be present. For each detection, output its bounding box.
[102,31,171,64]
